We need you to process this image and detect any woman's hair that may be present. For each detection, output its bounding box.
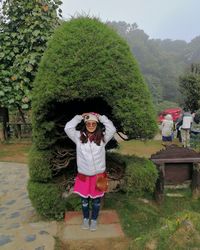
[79,123,105,145]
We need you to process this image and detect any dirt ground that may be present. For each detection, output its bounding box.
[0,142,31,163]
[58,238,130,250]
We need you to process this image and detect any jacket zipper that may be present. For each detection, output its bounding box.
[89,142,97,174]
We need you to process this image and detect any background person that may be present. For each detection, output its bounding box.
[64,112,116,231]
[190,111,200,149]
[180,111,193,147]
[161,114,174,146]
[175,114,183,143]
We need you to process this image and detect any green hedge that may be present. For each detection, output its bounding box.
[28,180,66,220]
[32,17,157,149]
[29,17,158,219]
[122,155,158,196]
[28,152,158,218]
[29,146,53,182]
[106,152,158,196]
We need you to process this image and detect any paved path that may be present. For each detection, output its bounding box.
[0,162,57,250]
[0,162,125,250]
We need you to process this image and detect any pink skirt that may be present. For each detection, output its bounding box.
[73,173,105,198]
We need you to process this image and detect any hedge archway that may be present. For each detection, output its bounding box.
[28,17,157,219]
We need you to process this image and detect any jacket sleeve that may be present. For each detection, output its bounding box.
[64,115,82,143]
[99,115,116,144]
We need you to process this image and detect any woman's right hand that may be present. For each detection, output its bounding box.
[81,113,89,119]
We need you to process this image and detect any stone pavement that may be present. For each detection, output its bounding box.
[0,162,125,250]
[0,162,57,250]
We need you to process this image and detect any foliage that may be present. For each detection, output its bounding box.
[107,152,158,196]
[151,211,200,249]
[179,64,200,111]
[107,21,188,103]
[27,180,66,220]
[31,16,157,149]
[194,109,200,123]
[121,155,158,196]
[0,0,62,112]
[29,16,157,218]
[29,146,53,182]
[155,100,180,114]
[107,22,200,105]
[190,135,200,151]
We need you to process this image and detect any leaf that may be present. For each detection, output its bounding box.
[0,0,62,109]
[21,104,29,109]
[0,91,5,96]
[25,64,33,72]
[8,99,15,104]
[33,30,40,36]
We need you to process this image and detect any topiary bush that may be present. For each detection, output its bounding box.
[29,146,53,182]
[28,16,158,219]
[121,155,158,196]
[28,180,66,220]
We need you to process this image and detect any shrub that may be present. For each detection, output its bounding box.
[32,16,157,150]
[122,155,158,196]
[107,152,158,197]
[28,180,66,220]
[29,146,53,182]
[29,16,157,219]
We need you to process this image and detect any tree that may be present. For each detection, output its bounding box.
[28,17,157,219]
[179,64,200,112]
[0,0,62,121]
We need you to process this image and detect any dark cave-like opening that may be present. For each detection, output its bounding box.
[48,97,114,125]
[47,97,117,147]
[46,97,119,181]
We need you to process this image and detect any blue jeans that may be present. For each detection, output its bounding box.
[81,197,101,220]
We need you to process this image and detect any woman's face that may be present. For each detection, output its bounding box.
[85,121,97,133]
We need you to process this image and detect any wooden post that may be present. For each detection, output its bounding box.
[154,164,165,203]
[192,163,200,199]
[0,107,9,141]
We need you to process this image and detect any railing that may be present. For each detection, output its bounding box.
[7,122,32,139]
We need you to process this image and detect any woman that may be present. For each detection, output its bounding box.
[64,112,116,231]
[161,114,174,145]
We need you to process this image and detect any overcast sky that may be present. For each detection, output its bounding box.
[61,0,200,42]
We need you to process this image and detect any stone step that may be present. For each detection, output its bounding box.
[62,210,124,241]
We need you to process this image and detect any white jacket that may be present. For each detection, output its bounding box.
[161,119,174,137]
[64,115,116,176]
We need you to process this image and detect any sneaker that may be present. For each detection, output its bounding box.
[90,219,97,231]
[81,218,89,230]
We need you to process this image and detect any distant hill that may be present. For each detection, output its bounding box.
[107,21,200,105]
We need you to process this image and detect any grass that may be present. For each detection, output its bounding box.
[116,139,164,158]
[0,137,179,163]
[0,140,31,163]
[104,190,200,249]
[1,138,200,249]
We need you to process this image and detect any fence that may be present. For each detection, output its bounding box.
[7,123,32,139]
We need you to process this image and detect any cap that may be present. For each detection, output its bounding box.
[84,113,99,123]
